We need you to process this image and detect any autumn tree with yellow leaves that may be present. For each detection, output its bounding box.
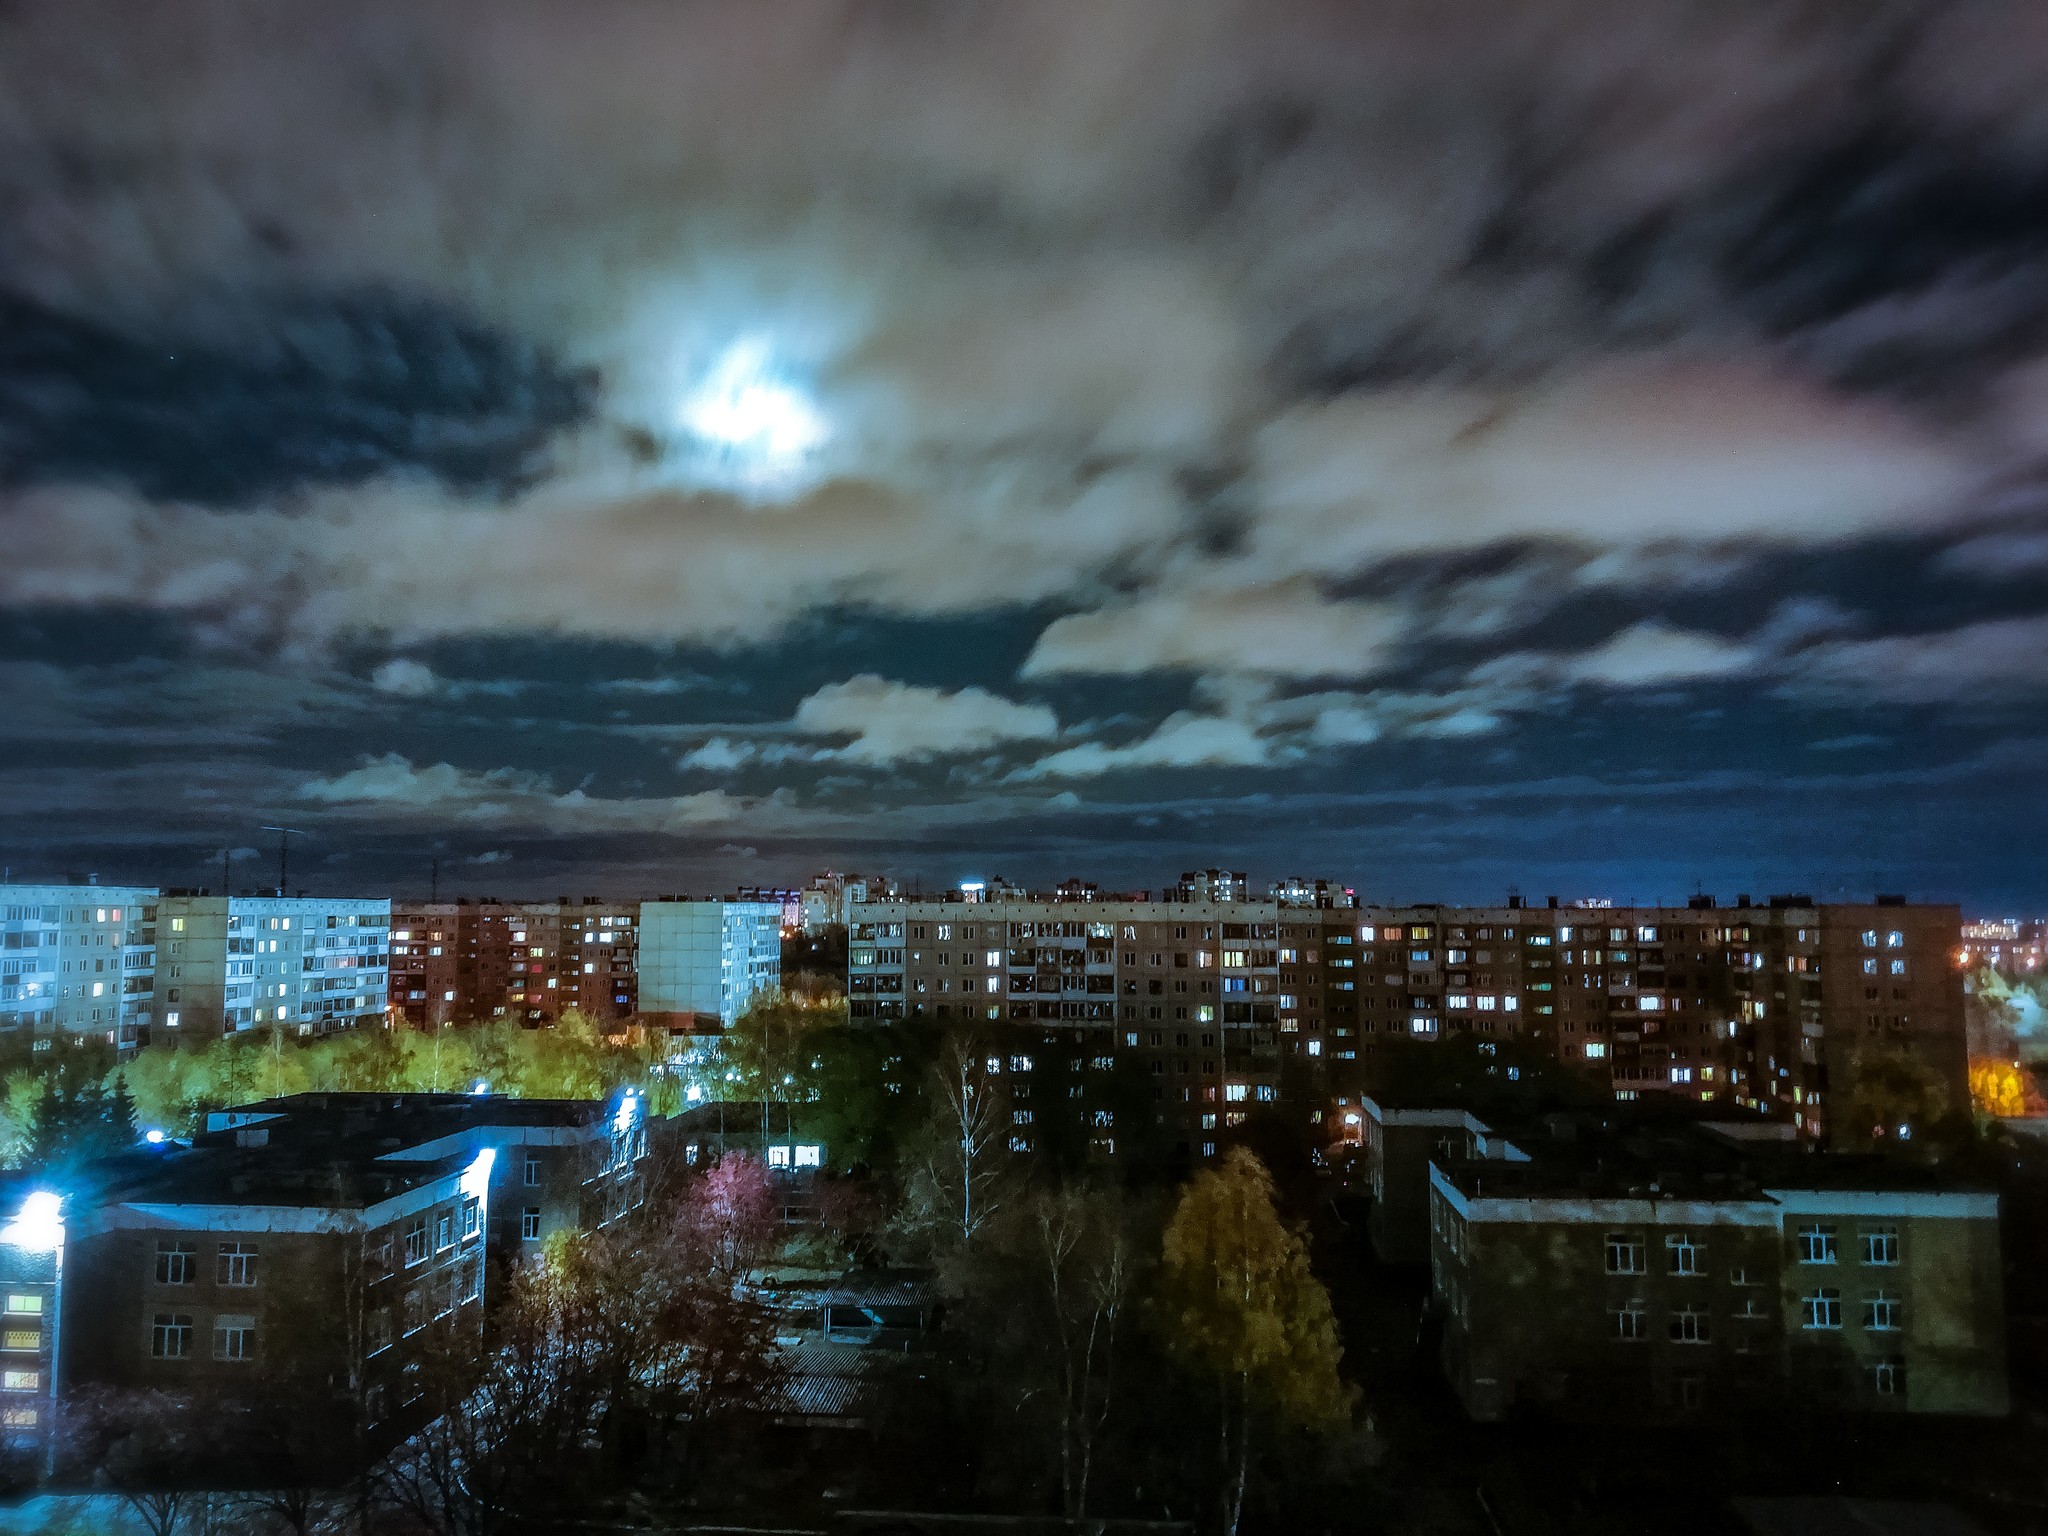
[1156,1147,1354,1536]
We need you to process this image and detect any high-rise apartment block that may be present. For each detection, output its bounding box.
[638,899,782,1028]
[154,894,390,1043]
[847,889,1966,1151]
[0,883,159,1055]
[387,899,639,1027]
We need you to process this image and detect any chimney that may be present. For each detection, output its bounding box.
[1547,896,1559,909]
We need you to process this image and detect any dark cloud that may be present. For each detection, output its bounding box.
[0,287,594,505]
[0,1,2041,904]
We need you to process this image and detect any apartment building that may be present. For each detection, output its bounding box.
[387,899,639,1027]
[848,895,1313,1163]
[1428,1118,2008,1422]
[638,899,782,1028]
[153,894,390,1044]
[848,888,1967,1150]
[0,883,158,1055]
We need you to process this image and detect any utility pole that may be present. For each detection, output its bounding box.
[260,826,307,896]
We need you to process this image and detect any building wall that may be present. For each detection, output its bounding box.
[388,901,639,1027]
[847,895,1967,1150]
[639,901,781,1025]
[1361,1104,1479,1263]
[0,1236,60,1487]
[62,1181,485,1480]
[0,885,158,1055]
[1769,1191,2008,1416]
[155,896,390,1043]
[1430,1174,2007,1423]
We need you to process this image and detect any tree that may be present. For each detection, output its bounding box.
[1969,1057,2044,1119]
[892,1037,1012,1257]
[1840,1043,1951,1147]
[677,1151,778,1282]
[721,994,834,1160]
[1012,1189,1146,1520]
[1156,1148,1353,1536]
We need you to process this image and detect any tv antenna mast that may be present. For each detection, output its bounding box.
[259,826,307,895]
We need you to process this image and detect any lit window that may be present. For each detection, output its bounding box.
[1,1370,37,1391]
[1,1408,35,1428]
[1585,1042,1608,1059]
[2,1297,39,1317]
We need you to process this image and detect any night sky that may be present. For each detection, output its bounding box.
[2,3,2045,909]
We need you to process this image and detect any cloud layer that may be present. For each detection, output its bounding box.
[0,1,2042,900]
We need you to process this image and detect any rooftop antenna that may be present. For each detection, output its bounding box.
[259,827,306,895]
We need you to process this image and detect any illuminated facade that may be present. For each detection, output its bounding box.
[0,882,158,1055]
[0,1180,63,1487]
[638,899,782,1027]
[386,899,639,1026]
[152,893,389,1043]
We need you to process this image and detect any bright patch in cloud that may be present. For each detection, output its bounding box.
[680,337,830,479]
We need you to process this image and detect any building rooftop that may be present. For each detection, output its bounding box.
[73,1141,466,1212]
[1433,1111,1995,1206]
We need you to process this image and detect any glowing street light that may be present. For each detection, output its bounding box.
[1,1191,63,1254]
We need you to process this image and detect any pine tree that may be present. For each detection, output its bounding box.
[107,1074,140,1148]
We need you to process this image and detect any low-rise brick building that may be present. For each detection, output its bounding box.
[1426,1119,2007,1423]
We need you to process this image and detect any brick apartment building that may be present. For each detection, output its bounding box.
[846,888,1967,1158]
[1425,1114,2007,1423]
[388,899,639,1027]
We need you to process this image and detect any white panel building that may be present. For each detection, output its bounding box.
[637,900,781,1026]
[0,883,159,1054]
[155,894,391,1043]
